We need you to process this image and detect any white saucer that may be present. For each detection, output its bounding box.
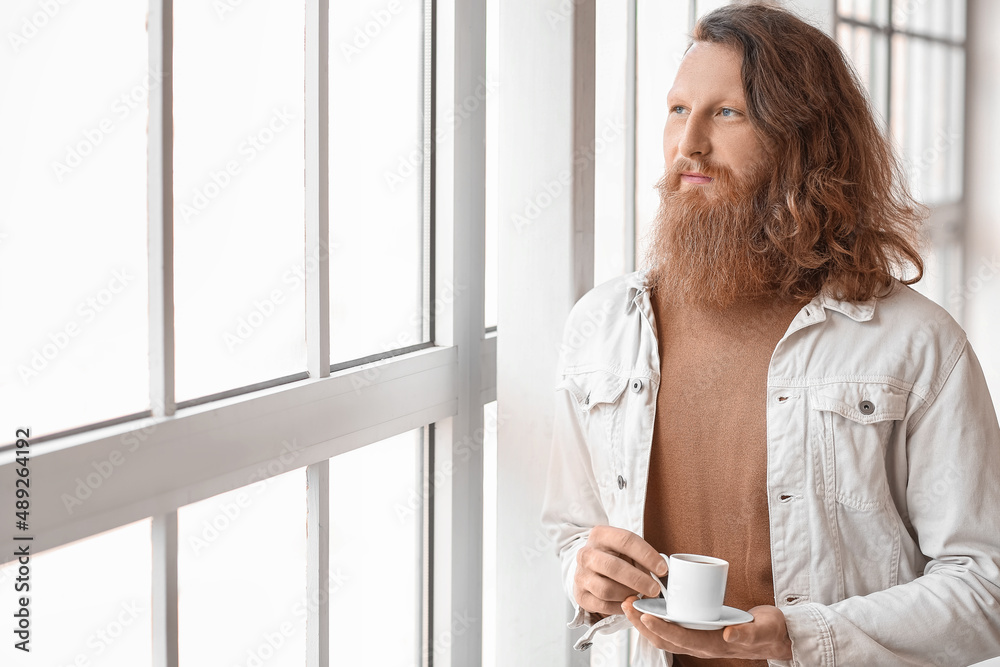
[631,598,754,631]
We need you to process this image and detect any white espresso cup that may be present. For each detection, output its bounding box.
[664,553,729,622]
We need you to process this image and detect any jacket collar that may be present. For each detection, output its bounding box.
[813,282,880,322]
[627,269,881,323]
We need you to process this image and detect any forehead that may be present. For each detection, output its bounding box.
[668,41,746,101]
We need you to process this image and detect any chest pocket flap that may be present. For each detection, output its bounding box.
[560,370,629,411]
[809,381,908,424]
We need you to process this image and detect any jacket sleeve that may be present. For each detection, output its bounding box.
[540,377,633,649]
[781,341,1000,666]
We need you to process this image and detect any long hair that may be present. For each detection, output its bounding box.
[691,2,925,302]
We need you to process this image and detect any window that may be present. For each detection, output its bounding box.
[835,0,967,313]
[0,1,491,666]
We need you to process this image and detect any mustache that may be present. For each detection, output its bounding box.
[666,158,731,181]
[657,158,738,197]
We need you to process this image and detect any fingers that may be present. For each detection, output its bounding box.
[593,525,668,577]
[723,606,792,660]
[576,586,634,617]
[621,597,692,655]
[583,570,639,602]
[578,544,661,598]
[621,599,793,661]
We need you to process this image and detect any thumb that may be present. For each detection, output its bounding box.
[724,625,747,644]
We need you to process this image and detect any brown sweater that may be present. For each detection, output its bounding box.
[643,288,803,667]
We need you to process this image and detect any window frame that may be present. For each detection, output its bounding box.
[0,1,493,666]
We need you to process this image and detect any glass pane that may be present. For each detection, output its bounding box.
[178,468,307,666]
[949,0,966,41]
[0,1,149,440]
[330,430,422,664]
[911,229,962,318]
[173,2,306,401]
[0,520,151,666]
[840,0,889,25]
[872,0,890,24]
[838,25,889,127]
[594,0,631,285]
[894,0,962,40]
[891,37,963,205]
[329,1,426,362]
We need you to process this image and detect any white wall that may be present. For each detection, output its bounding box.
[495,1,584,665]
[964,0,1000,417]
[962,0,1000,651]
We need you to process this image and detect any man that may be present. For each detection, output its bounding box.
[541,3,1000,666]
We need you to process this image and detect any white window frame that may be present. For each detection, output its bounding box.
[0,0,492,665]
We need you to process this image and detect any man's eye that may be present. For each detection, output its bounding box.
[720,107,740,117]
[671,106,687,115]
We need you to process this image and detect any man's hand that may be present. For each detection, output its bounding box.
[573,526,668,617]
[621,596,793,661]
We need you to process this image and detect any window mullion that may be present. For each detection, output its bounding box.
[306,0,331,380]
[305,2,331,665]
[432,0,487,663]
[148,1,178,665]
[306,460,330,667]
[148,0,175,419]
[625,0,638,274]
[152,512,179,667]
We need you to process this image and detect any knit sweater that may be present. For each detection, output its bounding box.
[643,287,804,667]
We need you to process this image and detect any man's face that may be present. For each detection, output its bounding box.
[662,41,768,193]
[647,41,790,309]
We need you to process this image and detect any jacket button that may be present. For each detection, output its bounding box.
[859,400,875,415]
[630,379,643,393]
[617,475,626,490]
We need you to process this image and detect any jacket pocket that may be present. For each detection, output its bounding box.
[809,380,908,511]
[810,380,909,595]
[559,369,629,496]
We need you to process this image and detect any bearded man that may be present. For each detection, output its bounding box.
[541,4,1000,666]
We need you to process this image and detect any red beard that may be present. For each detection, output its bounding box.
[646,156,790,310]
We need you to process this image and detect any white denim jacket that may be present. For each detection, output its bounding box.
[541,271,1000,667]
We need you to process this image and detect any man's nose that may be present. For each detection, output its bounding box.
[677,116,710,158]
